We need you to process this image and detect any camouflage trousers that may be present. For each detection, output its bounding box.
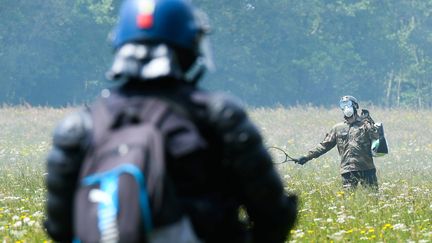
[341,169,378,190]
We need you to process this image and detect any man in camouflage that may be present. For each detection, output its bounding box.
[294,96,380,189]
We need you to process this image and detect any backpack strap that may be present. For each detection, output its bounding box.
[90,95,171,141]
[82,163,154,236]
[139,98,171,126]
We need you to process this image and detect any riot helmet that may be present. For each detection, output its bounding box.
[107,0,214,83]
[339,95,359,118]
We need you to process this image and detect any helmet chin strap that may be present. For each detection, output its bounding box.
[184,57,207,84]
[183,33,214,84]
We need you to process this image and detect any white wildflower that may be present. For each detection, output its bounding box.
[32,211,44,217]
[336,215,346,223]
[10,230,26,238]
[381,204,391,209]
[293,229,305,238]
[329,230,346,241]
[4,196,20,201]
[393,223,407,231]
[13,221,22,228]
[369,209,378,213]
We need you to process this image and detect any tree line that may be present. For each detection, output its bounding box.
[1,0,432,108]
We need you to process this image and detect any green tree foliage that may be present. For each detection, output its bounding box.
[197,0,432,108]
[1,0,432,107]
[0,0,114,105]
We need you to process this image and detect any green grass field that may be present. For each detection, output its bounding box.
[0,105,431,242]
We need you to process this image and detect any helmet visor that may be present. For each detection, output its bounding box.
[194,9,215,72]
[339,100,353,109]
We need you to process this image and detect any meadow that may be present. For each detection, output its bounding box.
[0,105,431,242]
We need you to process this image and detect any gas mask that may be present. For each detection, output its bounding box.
[342,106,354,117]
[106,43,184,81]
[339,99,355,117]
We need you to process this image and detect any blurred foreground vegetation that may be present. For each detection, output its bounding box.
[0,106,431,242]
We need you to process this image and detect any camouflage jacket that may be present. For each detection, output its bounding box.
[305,115,380,174]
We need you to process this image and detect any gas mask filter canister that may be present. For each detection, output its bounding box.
[343,106,354,117]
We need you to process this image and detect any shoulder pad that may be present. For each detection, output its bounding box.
[191,91,263,150]
[192,92,246,129]
[53,109,92,149]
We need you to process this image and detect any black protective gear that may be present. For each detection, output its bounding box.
[45,83,297,243]
[294,156,309,165]
[187,91,297,243]
[117,84,297,242]
[52,110,92,148]
[204,93,262,153]
[45,110,91,242]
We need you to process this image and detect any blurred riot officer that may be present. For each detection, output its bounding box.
[44,0,298,242]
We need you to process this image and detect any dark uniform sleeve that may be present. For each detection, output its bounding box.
[204,93,298,243]
[305,127,337,160]
[44,110,92,242]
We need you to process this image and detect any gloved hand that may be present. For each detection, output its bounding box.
[361,109,369,117]
[294,156,309,165]
[361,109,375,124]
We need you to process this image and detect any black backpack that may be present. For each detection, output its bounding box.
[74,95,182,243]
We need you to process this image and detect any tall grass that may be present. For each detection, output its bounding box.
[252,106,432,242]
[0,106,72,242]
[0,105,431,242]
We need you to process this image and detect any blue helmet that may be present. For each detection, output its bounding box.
[108,0,213,83]
[112,0,205,52]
